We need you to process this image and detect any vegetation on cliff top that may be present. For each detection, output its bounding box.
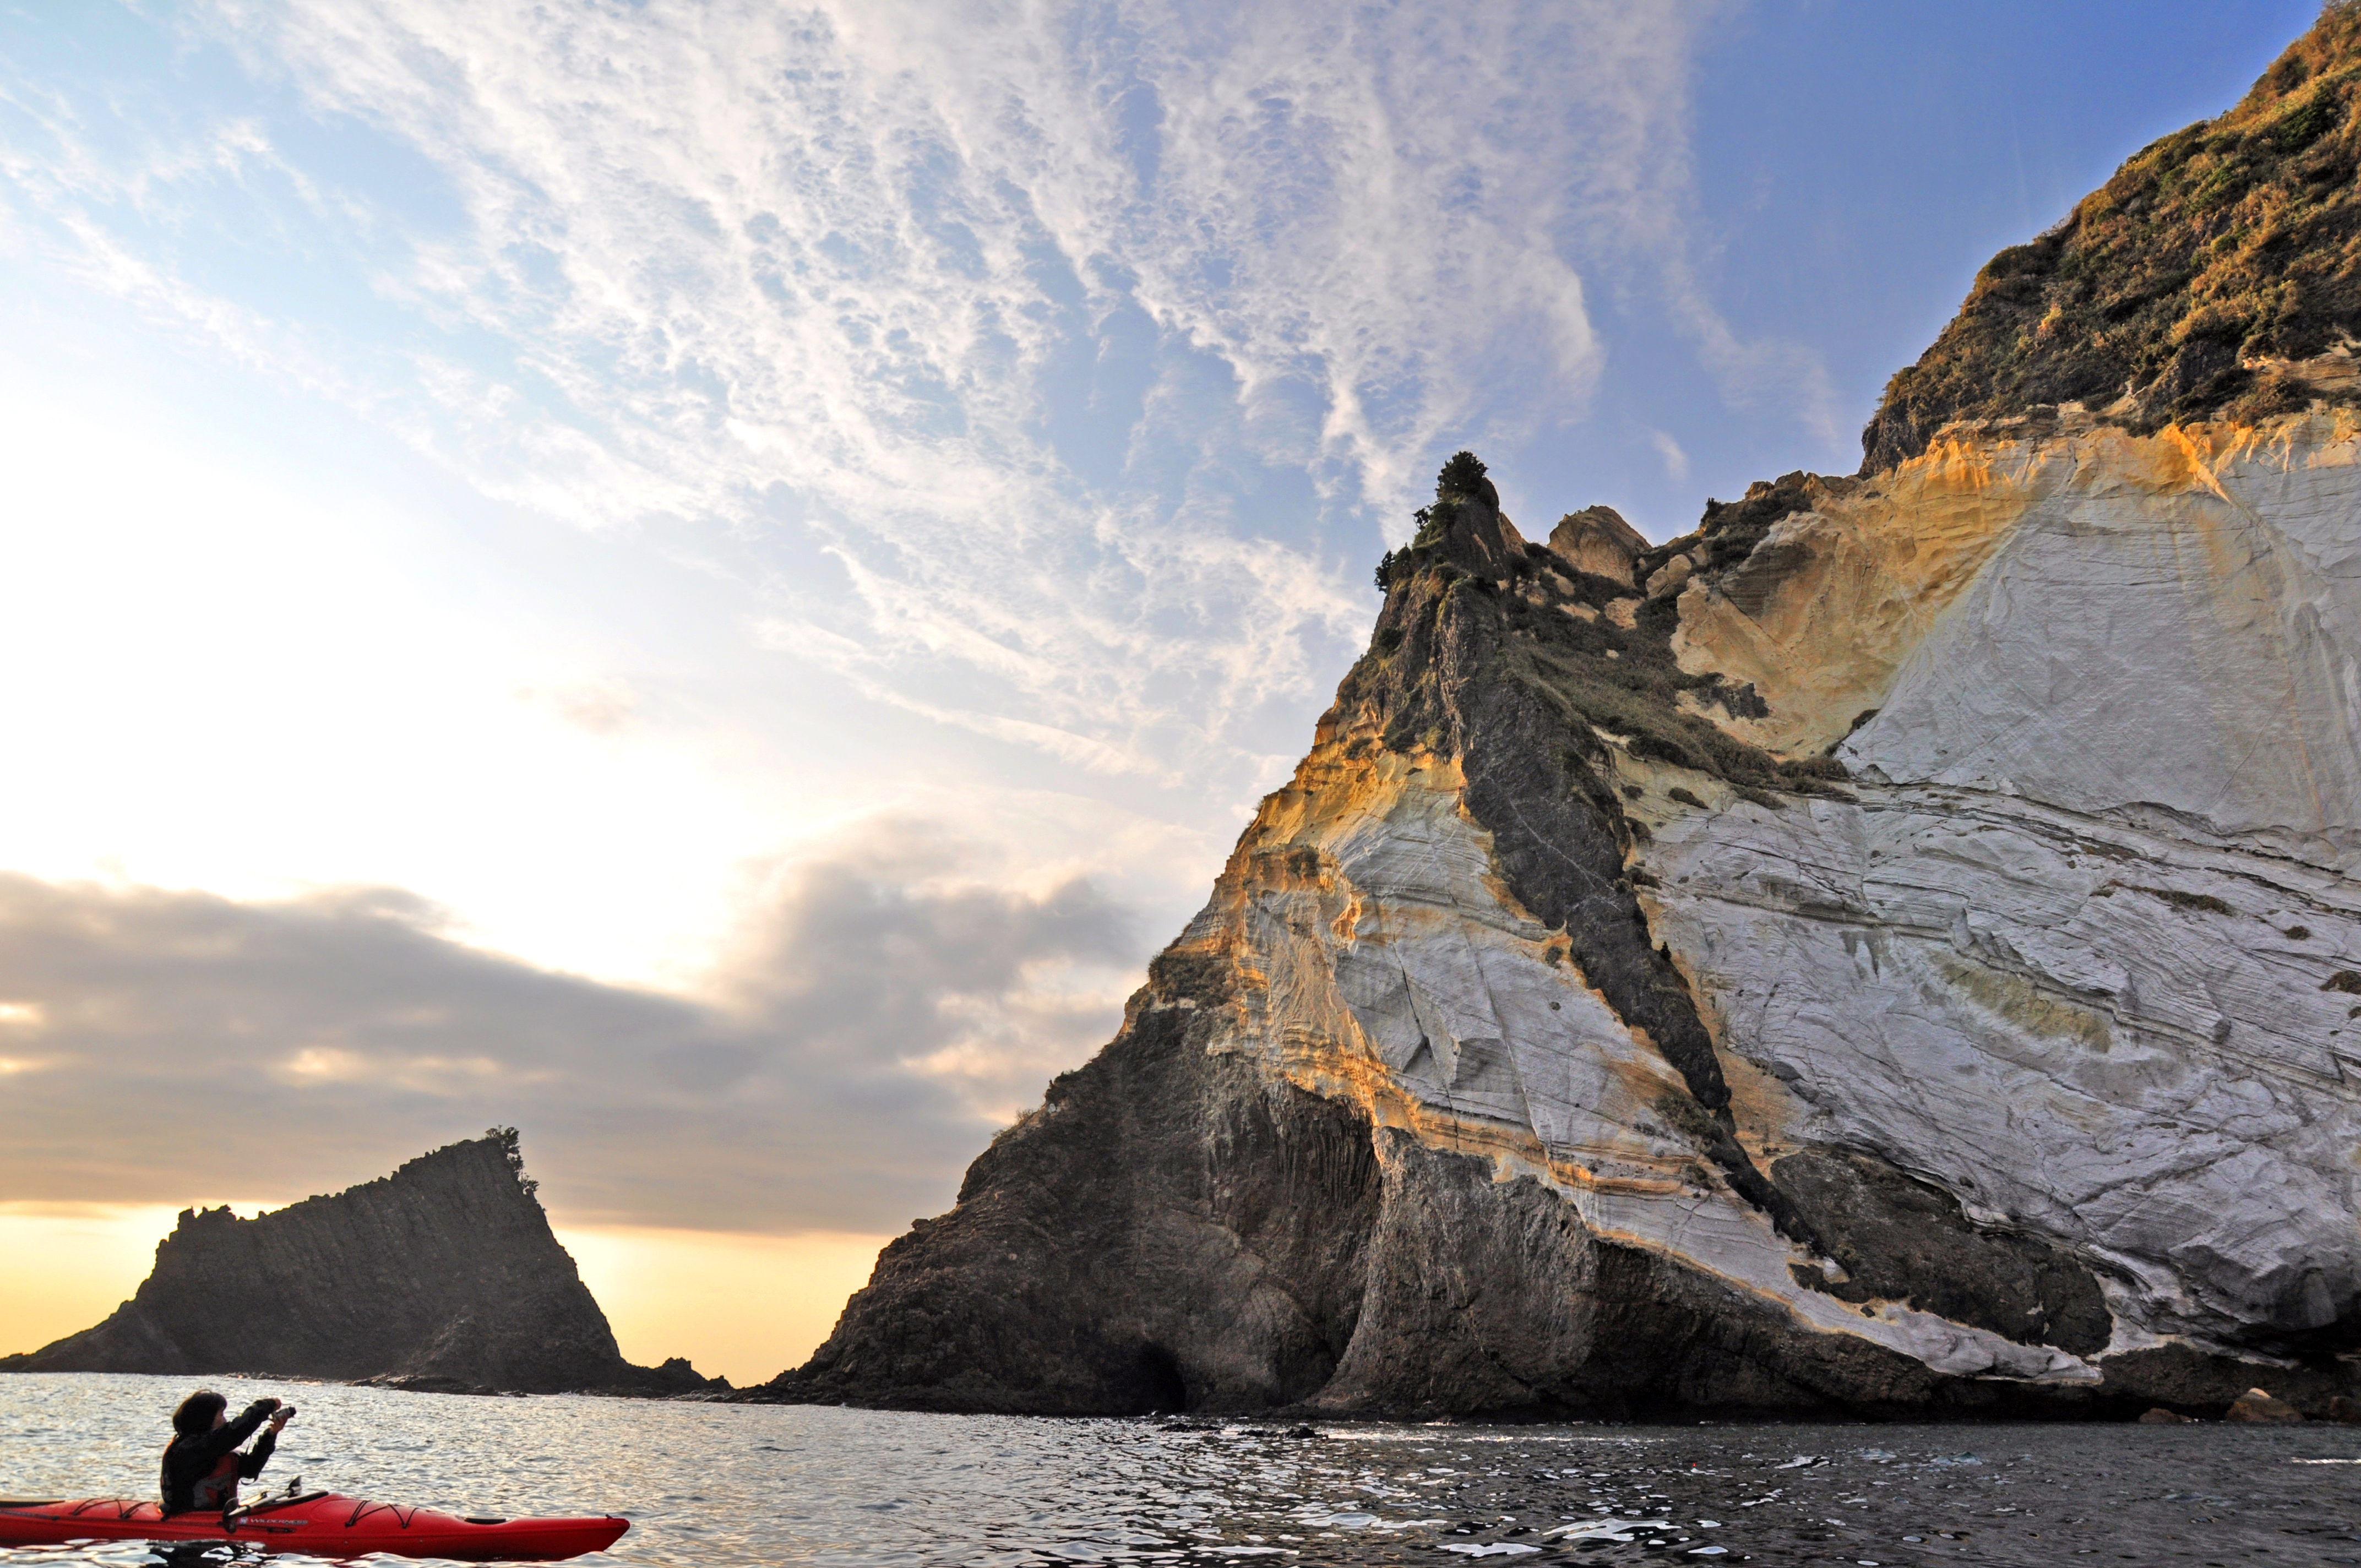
[1860,1,2361,471]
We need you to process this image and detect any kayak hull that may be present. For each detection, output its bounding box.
[0,1493,628,1561]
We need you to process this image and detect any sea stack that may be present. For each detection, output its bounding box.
[3,1130,715,1396]
[746,8,2361,1419]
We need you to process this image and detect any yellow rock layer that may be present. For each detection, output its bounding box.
[1673,407,2361,758]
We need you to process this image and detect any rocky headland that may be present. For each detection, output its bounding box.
[738,7,2361,1424]
[3,1130,715,1396]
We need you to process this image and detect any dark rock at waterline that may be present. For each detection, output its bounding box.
[746,1008,1383,1417]
[743,899,1948,1418]
[2226,1387,2306,1424]
[744,990,2350,1419]
[2099,1344,2347,1419]
[0,1132,716,1397]
[2137,1407,2194,1424]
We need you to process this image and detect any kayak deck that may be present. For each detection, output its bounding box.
[0,1491,629,1560]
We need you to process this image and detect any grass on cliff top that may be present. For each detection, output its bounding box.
[1862,1,2361,470]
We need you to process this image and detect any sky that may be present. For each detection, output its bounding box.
[0,0,2324,1385]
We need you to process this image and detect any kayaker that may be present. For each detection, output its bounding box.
[160,1391,292,1515]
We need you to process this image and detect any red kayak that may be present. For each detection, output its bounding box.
[0,1490,629,1560]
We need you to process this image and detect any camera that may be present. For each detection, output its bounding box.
[277,1406,297,1421]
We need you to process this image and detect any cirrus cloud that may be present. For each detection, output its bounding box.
[3,0,1728,798]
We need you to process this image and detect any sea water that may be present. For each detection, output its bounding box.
[3,1374,2359,1565]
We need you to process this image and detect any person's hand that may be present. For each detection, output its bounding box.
[269,1408,293,1431]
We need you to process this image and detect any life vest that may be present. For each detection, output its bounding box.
[191,1451,243,1511]
[159,1440,244,1516]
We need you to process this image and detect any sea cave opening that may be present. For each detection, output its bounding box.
[1134,1343,1188,1414]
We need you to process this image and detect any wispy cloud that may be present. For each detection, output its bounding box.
[1647,427,1690,485]
[1669,273,1848,453]
[0,835,1138,1232]
[3,0,1729,791]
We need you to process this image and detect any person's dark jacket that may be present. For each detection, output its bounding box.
[160,1401,279,1515]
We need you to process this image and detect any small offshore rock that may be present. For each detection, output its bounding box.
[1286,1424,1319,1439]
[2224,1387,2304,1423]
[2136,1407,2193,1424]
[1,1132,716,1397]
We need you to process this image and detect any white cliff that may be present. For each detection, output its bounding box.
[1640,412,2361,1369]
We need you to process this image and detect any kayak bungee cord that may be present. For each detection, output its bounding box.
[344,1498,419,1529]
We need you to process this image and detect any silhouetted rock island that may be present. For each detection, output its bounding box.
[742,8,2361,1422]
[3,1131,716,1397]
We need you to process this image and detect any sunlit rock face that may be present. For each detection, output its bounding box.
[1548,504,1647,587]
[755,413,2361,1420]
[1,1134,716,1396]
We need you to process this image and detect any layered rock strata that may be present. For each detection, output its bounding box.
[750,15,2361,1420]
[3,1133,714,1396]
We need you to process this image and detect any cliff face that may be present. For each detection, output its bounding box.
[752,14,2361,1420]
[4,1133,713,1396]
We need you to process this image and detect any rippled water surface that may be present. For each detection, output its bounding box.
[5,1375,2361,1565]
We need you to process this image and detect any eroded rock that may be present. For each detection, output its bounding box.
[1549,505,1649,587]
[1644,553,1693,599]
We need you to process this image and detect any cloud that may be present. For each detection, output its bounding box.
[1647,428,1690,486]
[1671,280,1849,454]
[0,834,1140,1233]
[2,0,1726,796]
